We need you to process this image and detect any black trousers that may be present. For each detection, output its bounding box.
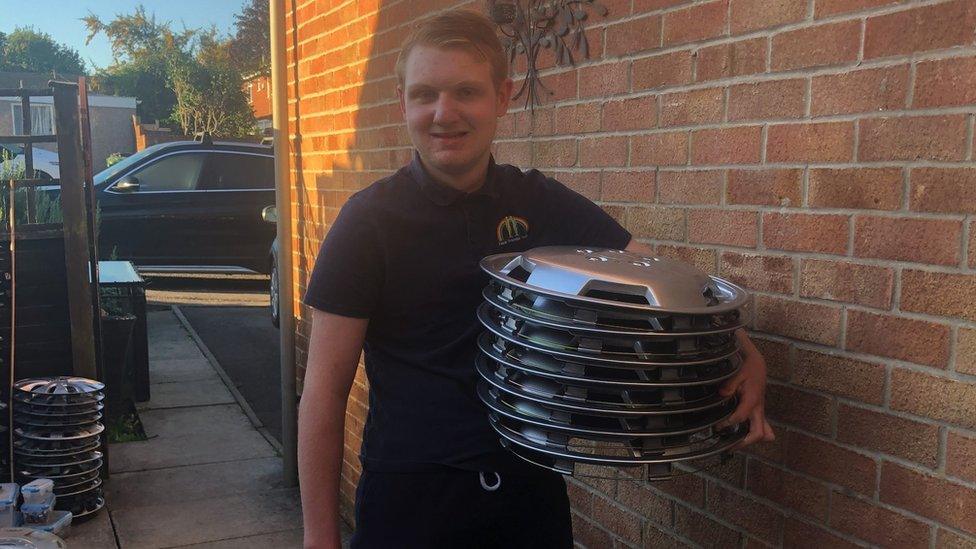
[349,468,573,549]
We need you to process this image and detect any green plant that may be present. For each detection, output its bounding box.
[0,152,111,228]
[0,155,63,226]
[105,404,148,443]
[0,148,21,179]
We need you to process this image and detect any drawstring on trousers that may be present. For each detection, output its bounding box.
[479,471,501,492]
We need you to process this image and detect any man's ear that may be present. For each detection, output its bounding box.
[397,85,406,117]
[496,78,514,116]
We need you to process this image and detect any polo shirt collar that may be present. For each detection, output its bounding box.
[408,151,501,206]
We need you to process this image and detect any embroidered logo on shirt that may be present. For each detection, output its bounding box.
[497,215,529,245]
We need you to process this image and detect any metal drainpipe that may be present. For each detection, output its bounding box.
[270,0,298,487]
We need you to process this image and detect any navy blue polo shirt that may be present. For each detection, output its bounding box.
[303,153,632,473]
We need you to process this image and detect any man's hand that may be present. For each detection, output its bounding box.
[717,329,775,449]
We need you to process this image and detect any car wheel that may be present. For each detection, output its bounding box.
[270,257,280,328]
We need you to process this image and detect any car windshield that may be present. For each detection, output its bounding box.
[93,143,174,185]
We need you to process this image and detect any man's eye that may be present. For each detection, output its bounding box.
[459,88,477,98]
[413,91,436,102]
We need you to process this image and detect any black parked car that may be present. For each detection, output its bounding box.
[93,139,276,275]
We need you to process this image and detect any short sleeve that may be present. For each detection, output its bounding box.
[302,196,383,318]
[542,177,631,249]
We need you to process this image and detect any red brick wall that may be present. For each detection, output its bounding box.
[244,74,273,120]
[132,116,185,151]
[285,0,976,545]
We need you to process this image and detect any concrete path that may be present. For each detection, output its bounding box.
[69,308,307,548]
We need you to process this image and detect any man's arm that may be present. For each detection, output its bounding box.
[299,308,370,549]
[623,238,775,448]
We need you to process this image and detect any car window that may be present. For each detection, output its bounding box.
[127,153,206,191]
[95,143,174,185]
[200,152,273,190]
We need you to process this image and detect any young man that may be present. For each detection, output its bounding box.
[299,10,774,549]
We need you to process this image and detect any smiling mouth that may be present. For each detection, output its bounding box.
[431,131,468,139]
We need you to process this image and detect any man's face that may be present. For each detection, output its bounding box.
[398,46,512,180]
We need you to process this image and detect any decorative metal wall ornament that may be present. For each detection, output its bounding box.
[487,0,610,110]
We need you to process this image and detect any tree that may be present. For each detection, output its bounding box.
[83,6,192,123]
[92,56,176,124]
[82,6,195,63]
[84,5,255,137]
[167,53,255,137]
[228,0,270,75]
[0,27,85,74]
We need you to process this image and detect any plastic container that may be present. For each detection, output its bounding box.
[0,484,20,528]
[21,480,54,506]
[20,498,55,524]
[27,510,72,538]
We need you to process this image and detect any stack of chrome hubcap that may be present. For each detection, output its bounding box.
[13,377,105,519]
[477,247,749,479]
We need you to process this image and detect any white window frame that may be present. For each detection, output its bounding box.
[10,103,56,135]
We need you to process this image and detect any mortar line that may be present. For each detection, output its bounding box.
[345,104,976,141]
[901,167,911,211]
[296,41,976,103]
[883,363,892,408]
[962,217,972,270]
[762,413,976,492]
[752,446,955,538]
[846,211,855,258]
[839,307,848,351]
[858,18,866,62]
[907,60,918,109]
[938,426,949,474]
[949,324,960,373]
[966,114,975,161]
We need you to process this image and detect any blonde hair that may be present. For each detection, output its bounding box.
[395,10,509,89]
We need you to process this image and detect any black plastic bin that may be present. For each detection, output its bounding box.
[98,261,150,401]
[100,313,136,406]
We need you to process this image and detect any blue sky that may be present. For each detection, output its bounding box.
[0,0,245,71]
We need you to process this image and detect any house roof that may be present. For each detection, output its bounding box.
[0,71,137,109]
[0,71,82,89]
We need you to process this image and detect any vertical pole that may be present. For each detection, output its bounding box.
[271,0,298,487]
[78,77,109,477]
[78,78,102,377]
[52,82,97,380]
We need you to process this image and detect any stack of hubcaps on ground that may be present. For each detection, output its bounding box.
[12,377,105,519]
[0,400,7,484]
[477,247,749,480]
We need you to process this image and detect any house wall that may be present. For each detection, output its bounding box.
[245,74,273,120]
[0,98,56,155]
[0,97,136,172]
[285,0,976,546]
[88,104,136,171]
